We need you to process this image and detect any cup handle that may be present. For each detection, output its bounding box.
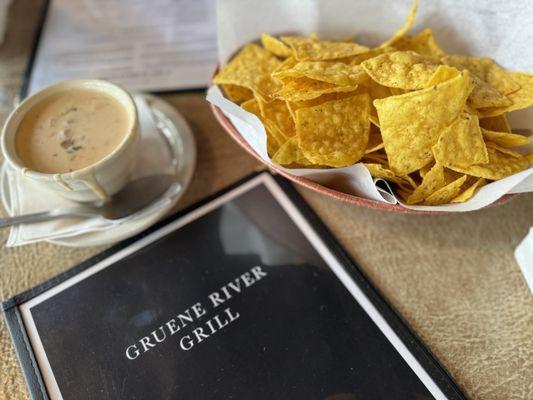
[81,173,111,202]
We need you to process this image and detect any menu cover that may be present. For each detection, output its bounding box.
[2,172,467,400]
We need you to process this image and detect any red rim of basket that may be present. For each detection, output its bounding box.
[209,77,515,214]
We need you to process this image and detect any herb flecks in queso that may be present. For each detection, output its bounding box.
[15,88,129,174]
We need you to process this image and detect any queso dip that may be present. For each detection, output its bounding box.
[15,88,130,174]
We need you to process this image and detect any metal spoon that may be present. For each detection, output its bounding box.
[0,174,179,228]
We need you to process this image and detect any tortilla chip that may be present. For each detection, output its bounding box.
[396,187,414,202]
[362,79,393,123]
[242,98,286,154]
[362,51,438,90]
[274,77,358,101]
[478,72,533,117]
[256,97,295,137]
[296,94,371,167]
[432,110,489,168]
[442,168,462,185]
[481,128,530,148]
[419,163,433,179]
[392,28,445,59]
[287,90,361,114]
[261,33,292,57]
[347,46,396,66]
[275,60,368,86]
[451,178,486,203]
[241,96,259,111]
[403,174,419,189]
[221,84,253,104]
[375,70,474,175]
[213,44,281,101]
[424,175,468,205]
[364,163,406,185]
[406,163,446,204]
[469,75,512,109]
[425,65,461,86]
[369,114,380,127]
[366,142,385,154]
[485,142,522,158]
[281,36,369,61]
[271,136,313,166]
[272,56,299,76]
[366,125,384,154]
[479,114,511,133]
[442,55,520,95]
[362,151,389,164]
[265,118,290,151]
[442,56,513,109]
[447,146,529,179]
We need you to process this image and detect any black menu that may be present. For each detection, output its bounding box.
[2,172,466,400]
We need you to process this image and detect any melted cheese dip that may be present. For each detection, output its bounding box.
[15,88,130,173]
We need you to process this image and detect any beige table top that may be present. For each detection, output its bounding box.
[1,2,533,399]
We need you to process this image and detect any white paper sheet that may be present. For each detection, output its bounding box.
[207,0,533,212]
[28,0,217,94]
[515,227,533,295]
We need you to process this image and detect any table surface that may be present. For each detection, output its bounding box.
[1,2,532,399]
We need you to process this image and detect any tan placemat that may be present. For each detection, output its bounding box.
[1,2,532,399]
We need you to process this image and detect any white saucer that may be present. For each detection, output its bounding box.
[1,94,196,247]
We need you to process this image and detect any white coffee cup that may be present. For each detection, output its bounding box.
[1,79,139,202]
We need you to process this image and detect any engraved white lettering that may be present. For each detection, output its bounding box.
[251,266,267,280]
[140,336,155,352]
[241,272,254,287]
[208,291,225,308]
[151,326,166,343]
[125,345,140,360]
[176,309,193,326]
[227,278,242,293]
[166,318,179,335]
[180,335,194,351]
[191,302,206,318]
[192,327,209,343]
[125,266,267,360]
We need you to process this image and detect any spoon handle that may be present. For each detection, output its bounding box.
[0,209,92,228]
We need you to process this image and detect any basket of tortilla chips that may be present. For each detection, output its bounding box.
[207,0,533,212]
